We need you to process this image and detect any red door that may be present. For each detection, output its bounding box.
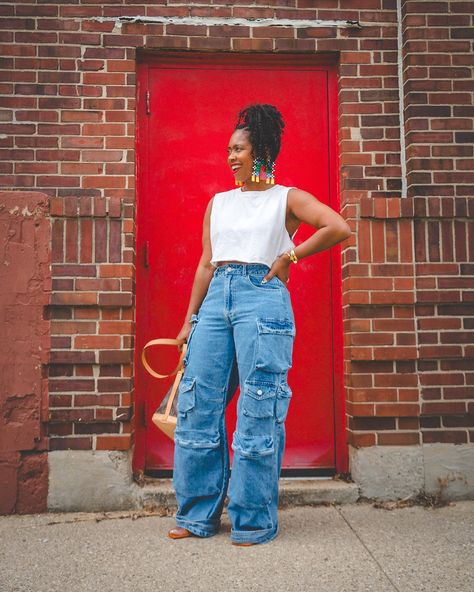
[134,52,345,476]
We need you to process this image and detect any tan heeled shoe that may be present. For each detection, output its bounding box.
[168,526,195,539]
[231,541,256,546]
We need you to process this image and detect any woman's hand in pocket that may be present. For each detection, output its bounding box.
[262,254,291,286]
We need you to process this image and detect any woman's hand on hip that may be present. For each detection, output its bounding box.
[262,254,291,286]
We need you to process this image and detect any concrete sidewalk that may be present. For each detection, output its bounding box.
[1,500,473,592]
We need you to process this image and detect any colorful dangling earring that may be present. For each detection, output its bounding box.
[265,159,276,184]
[234,156,276,186]
[251,157,260,183]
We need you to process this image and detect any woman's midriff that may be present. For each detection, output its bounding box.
[215,260,255,267]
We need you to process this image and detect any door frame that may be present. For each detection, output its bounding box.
[133,50,347,478]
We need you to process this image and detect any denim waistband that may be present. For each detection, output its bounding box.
[213,263,270,276]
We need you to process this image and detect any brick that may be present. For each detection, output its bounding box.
[378,433,420,445]
[74,335,121,349]
[51,293,97,306]
[50,437,92,450]
[96,435,131,450]
[348,432,376,447]
[188,36,231,50]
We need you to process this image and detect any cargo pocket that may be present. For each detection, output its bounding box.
[242,380,276,419]
[183,313,199,367]
[229,432,275,509]
[275,382,293,423]
[173,427,221,496]
[177,376,196,414]
[254,317,296,373]
[231,432,274,459]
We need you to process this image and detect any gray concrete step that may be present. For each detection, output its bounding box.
[136,477,360,513]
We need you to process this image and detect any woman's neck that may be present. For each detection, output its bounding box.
[240,181,276,192]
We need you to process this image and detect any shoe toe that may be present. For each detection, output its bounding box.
[168,527,194,539]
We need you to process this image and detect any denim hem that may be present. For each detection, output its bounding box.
[175,518,219,538]
[230,523,279,545]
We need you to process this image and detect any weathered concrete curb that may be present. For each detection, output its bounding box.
[279,478,359,507]
[47,443,474,513]
[137,477,359,513]
[350,443,474,502]
[47,450,359,513]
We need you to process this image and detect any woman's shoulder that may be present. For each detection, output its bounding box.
[283,185,300,201]
[212,187,237,201]
[215,185,237,194]
[208,188,236,216]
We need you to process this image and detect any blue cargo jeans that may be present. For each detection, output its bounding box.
[172,263,296,545]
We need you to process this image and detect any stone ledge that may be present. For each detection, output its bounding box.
[279,478,359,506]
[358,196,474,220]
[47,445,474,514]
[350,443,474,502]
[137,477,360,512]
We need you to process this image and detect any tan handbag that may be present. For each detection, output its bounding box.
[141,338,187,440]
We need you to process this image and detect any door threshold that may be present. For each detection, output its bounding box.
[145,468,337,479]
[138,475,359,509]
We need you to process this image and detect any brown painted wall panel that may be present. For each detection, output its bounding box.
[0,191,50,514]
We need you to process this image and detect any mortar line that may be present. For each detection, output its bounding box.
[396,0,408,199]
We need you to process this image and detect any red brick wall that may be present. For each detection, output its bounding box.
[402,1,474,445]
[48,195,134,452]
[344,0,473,448]
[413,197,473,443]
[0,192,50,514]
[0,0,472,493]
[402,1,474,199]
[402,0,473,450]
[344,197,419,447]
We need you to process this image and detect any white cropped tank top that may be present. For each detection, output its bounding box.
[209,184,298,269]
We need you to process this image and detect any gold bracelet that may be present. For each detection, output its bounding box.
[284,249,298,264]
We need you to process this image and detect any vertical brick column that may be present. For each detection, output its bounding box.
[344,197,420,448]
[414,196,473,443]
[48,196,134,452]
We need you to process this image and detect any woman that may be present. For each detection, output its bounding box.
[168,103,351,546]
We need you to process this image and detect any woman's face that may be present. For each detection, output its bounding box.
[227,128,254,184]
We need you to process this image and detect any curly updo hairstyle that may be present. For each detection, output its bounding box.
[234,103,285,163]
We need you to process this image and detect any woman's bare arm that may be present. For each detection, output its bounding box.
[264,188,352,283]
[176,197,215,346]
[288,188,351,258]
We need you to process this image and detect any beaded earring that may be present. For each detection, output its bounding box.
[234,156,276,186]
[266,159,276,185]
[251,156,263,183]
[252,156,276,184]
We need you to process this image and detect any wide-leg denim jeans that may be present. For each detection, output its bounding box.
[172,263,296,544]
